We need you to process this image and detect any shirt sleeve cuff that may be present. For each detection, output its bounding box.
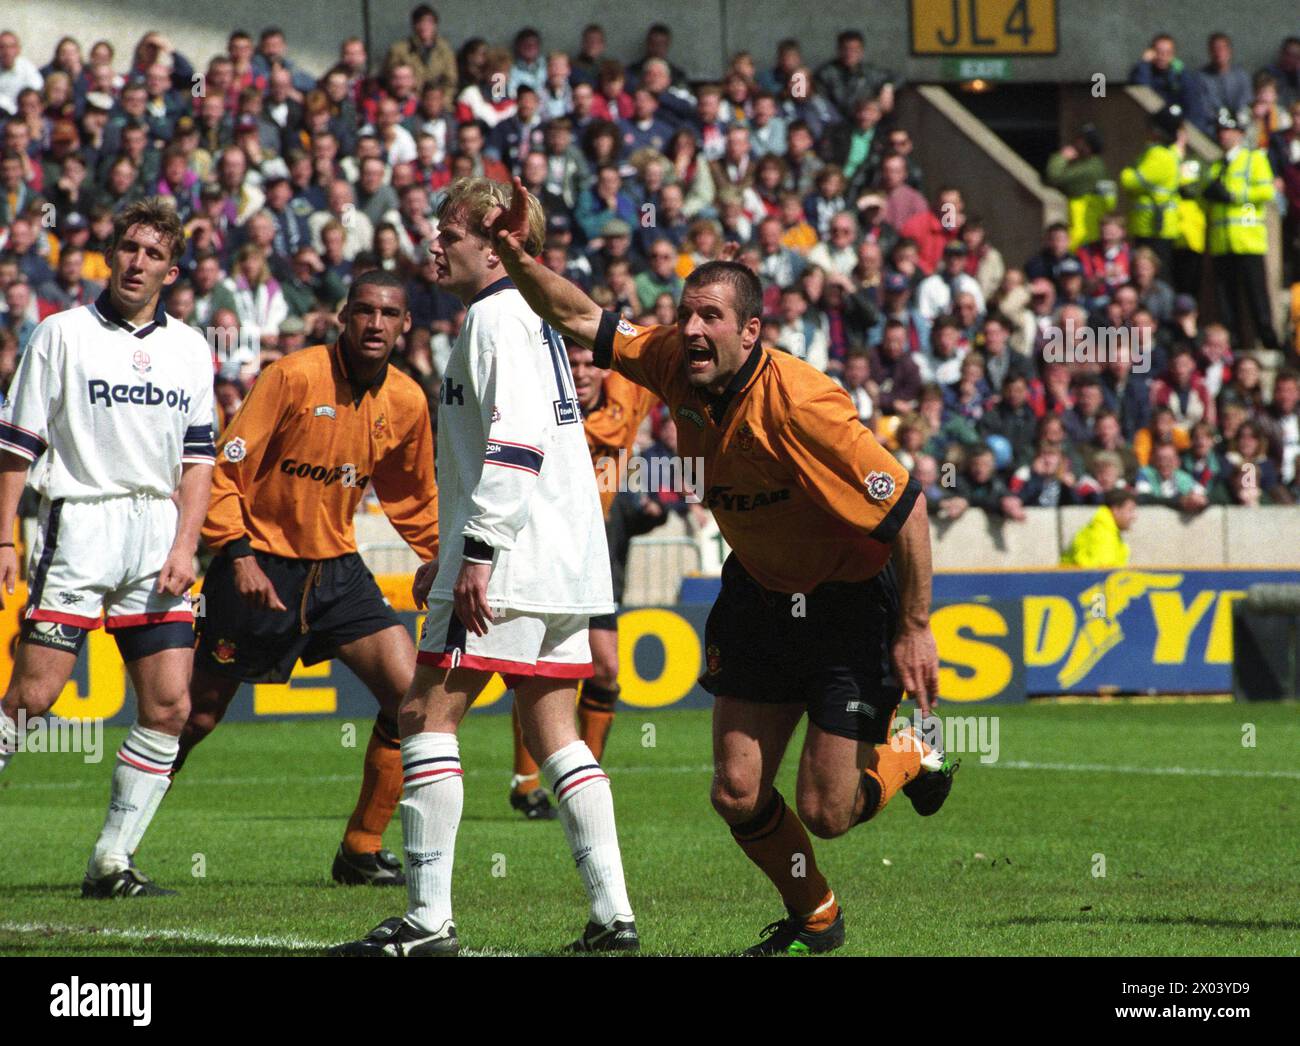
[223,536,255,559]
[593,310,619,369]
[462,536,495,564]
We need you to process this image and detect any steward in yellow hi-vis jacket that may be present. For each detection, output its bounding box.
[177,271,439,889]
[1202,107,1280,349]
[1121,104,1184,275]
[489,180,954,954]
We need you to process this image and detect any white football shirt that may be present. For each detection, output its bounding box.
[430,278,614,614]
[0,291,216,500]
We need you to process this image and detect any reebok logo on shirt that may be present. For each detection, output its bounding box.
[87,379,192,413]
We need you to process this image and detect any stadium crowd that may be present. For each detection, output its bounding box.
[1,10,1300,541]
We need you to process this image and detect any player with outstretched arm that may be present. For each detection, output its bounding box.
[0,198,214,897]
[485,178,957,955]
[330,177,636,956]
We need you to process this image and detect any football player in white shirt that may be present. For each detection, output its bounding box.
[331,178,637,956]
[0,198,216,897]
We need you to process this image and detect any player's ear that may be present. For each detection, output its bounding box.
[401,309,412,334]
[742,315,762,349]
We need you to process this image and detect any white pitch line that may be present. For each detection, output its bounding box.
[0,764,716,791]
[986,759,1300,781]
[0,921,519,956]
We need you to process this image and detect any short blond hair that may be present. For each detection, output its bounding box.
[436,176,546,256]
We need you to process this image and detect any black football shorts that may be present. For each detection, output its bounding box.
[698,553,903,742]
[195,550,401,683]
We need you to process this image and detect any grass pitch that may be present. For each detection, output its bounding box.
[1,702,1297,957]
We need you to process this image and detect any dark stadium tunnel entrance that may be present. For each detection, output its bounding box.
[947,81,1063,173]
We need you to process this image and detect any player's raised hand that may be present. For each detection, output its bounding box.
[485,177,532,259]
[0,545,17,608]
[157,546,197,597]
[232,554,288,612]
[412,557,438,610]
[452,560,494,636]
[892,623,940,715]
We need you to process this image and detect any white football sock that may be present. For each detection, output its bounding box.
[400,732,463,934]
[88,724,178,878]
[542,739,634,926]
[0,707,17,774]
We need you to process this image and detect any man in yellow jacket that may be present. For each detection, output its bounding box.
[1060,490,1137,568]
[1203,108,1280,349]
[1121,105,1184,276]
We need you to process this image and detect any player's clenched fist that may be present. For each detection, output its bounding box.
[157,545,198,596]
[231,554,288,612]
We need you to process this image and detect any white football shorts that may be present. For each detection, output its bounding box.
[24,493,192,630]
[416,598,592,685]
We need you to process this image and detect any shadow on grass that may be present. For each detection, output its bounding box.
[0,937,322,957]
[999,914,1300,932]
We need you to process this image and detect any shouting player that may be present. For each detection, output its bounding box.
[331,177,636,956]
[174,270,438,887]
[0,198,215,897]
[488,179,956,955]
[507,338,658,818]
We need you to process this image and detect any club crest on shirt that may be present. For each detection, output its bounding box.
[372,413,388,440]
[314,405,336,419]
[491,405,501,423]
[736,422,755,453]
[223,437,247,462]
[864,470,896,501]
[213,639,237,664]
[706,644,722,675]
[131,349,151,375]
[676,406,705,428]
[616,318,637,337]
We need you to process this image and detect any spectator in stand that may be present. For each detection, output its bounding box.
[1009,441,1079,509]
[0,32,45,116]
[1136,441,1209,512]
[1257,368,1300,491]
[1217,352,1267,416]
[959,216,1004,301]
[570,24,608,87]
[839,350,873,423]
[916,240,985,322]
[1269,100,1300,283]
[940,445,1019,521]
[1262,36,1300,109]
[1192,32,1252,136]
[1079,212,1132,299]
[807,210,859,279]
[1152,348,1216,431]
[35,245,101,312]
[1134,404,1190,466]
[1073,449,1130,505]
[868,318,923,415]
[1046,124,1114,250]
[775,285,829,372]
[507,28,546,97]
[226,242,288,345]
[1130,246,1176,323]
[627,24,688,90]
[1060,489,1137,567]
[1,278,36,354]
[814,29,897,118]
[634,236,683,307]
[1130,32,1195,111]
[1024,222,1082,286]
[1181,421,1224,489]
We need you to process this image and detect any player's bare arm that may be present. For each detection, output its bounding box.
[0,451,28,605]
[890,494,940,714]
[158,461,213,596]
[486,178,603,348]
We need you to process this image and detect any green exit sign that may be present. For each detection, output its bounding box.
[941,57,1012,80]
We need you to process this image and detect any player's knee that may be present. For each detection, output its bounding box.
[797,793,853,840]
[140,691,190,734]
[710,772,763,826]
[591,653,618,690]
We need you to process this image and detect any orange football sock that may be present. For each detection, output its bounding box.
[731,789,836,926]
[511,704,540,795]
[577,682,618,762]
[342,718,402,855]
[861,730,926,821]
